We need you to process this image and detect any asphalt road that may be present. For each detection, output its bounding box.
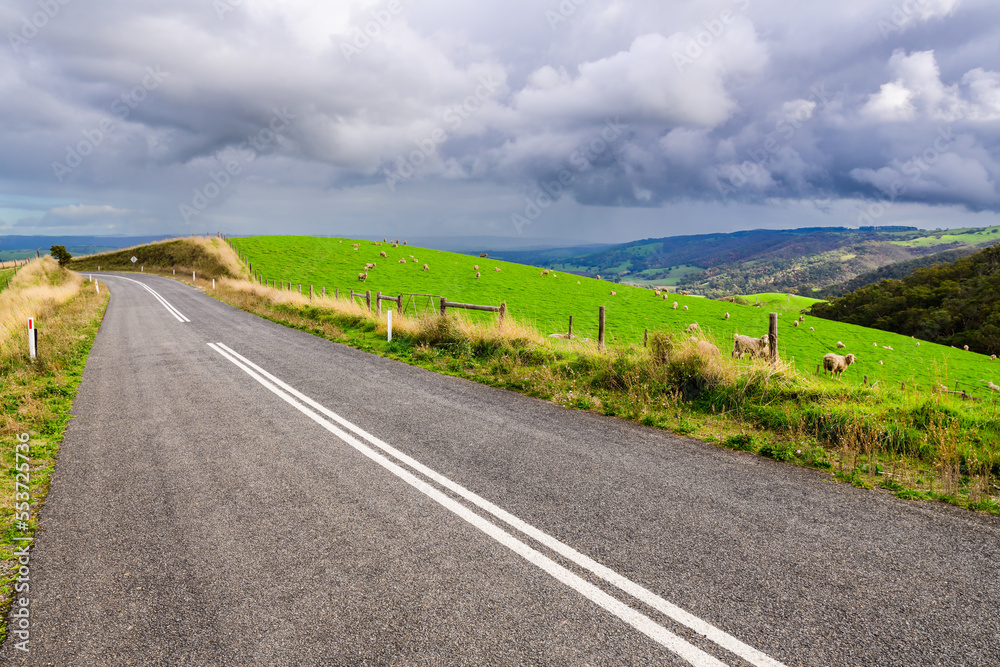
[3,273,998,666]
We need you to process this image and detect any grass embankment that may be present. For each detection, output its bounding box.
[0,259,109,642]
[72,237,1000,514]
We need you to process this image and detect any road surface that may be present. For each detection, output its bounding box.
[3,273,998,666]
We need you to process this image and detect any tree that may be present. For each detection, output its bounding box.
[50,245,72,267]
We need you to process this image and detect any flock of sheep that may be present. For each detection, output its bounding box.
[356,241,500,282]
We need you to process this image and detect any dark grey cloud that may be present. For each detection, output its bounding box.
[1,0,998,240]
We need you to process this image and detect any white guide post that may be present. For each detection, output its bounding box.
[387,310,393,342]
[27,318,36,359]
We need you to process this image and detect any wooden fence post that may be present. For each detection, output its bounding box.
[335,288,339,300]
[499,302,506,325]
[366,290,371,311]
[298,283,301,295]
[769,312,778,367]
[322,286,326,298]
[376,292,382,316]
[397,294,403,314]
[309,285,313,300]
[598,306,606,351]
[440,296,447,316]
[644,328,649,347]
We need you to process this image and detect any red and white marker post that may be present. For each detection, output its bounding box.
[27,318,37,359]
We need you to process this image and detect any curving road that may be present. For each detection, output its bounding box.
[3,274,999,666]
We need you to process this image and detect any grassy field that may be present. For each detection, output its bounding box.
[0,268,14,295]
[889,225,1000,249]
[732,293,826,313]
[229,236,999,400]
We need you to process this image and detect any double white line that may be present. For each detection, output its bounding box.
[208,342,786,667]
[93,274,190,322]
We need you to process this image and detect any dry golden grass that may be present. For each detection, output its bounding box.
[0,259,83,363]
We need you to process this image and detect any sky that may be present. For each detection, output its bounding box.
[1,0,999,244]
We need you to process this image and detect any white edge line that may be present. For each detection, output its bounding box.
[207,342,728,667]
[214,343,787,667]
[91,274,190,322]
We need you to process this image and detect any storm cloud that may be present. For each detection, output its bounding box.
[1,0,998,241]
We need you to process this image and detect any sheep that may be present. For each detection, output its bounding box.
[794,321,799,328]
[596,274,601,280]
[380,251,387,258]
[680,290,690,295]
[685,322,699,333]
[915,341,921,346]
[672,301,678,309]
[364,262,376,270]
[696,340,720,356]
[964,345,970,351]
[352,243,360,248]
[423,264,429,271]
[480,253,488,258]
[878,360,884,365]
[412,258,418,263]
[822,352,856,379]
[398,258,406,263]
[724,312,730,320]
[662,294,667,300]
[732,333,770,359]
[986,381,1000,392]
[837,341,846,349]
[883,345,893,350]
[540,270,549,276]
[873,342,878,347]
[689,336,698,343]
[610,290,617,296]
[494,267,501,272]
[809,327,814,331]
[992,355,997,361]
[475,272,480,279]
[392,243,398,248]
[358,272,367,282]
[683,305,689,311]
[474,264,479,270]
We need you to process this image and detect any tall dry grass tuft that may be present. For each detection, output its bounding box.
[0,258,83,363]
[187,236,247,278]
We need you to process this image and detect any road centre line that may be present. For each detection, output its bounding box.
[91,274,190,322]
[210,342,787,667]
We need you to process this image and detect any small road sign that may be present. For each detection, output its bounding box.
[131,256,138,264]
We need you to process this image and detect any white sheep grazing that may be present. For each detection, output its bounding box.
[992,354,997,361]
[987,381,1000,392]
[878,360,884,365]
[794,321,799,328]
[822,352,857,379]
[412,258,418,263]
[541,270,549,276]
[474,264,479,270]
[724,312,730,320]
[964,345,970,351]
[837,341,846,348]
[732,333,770,359]
[672,301,678,309]
[610,290,617,296]
[685,322,699,333]
[358,272,367,282]
[799,315,805,322]
[916,342,921,346]
[683,305,689,311]
[873,342,878,347]
[495,267,501,272]
[689,336,698,343]
[423,264,429,271]
[364,262,376,270]
[379,251,387,258]
[475,272,480,279]
[398,258,406,263]
[809,327,815,331]
[696,340,720,356]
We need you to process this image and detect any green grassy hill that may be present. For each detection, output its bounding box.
[232,236,998,397]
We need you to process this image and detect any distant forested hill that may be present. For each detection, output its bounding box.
[808,244,1000,355]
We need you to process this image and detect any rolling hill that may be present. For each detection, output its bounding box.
[486,225,1000,298]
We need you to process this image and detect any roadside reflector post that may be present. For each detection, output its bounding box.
[27,318,36,359]
[96,281,99,293]
[387,309,393,342]
[212,278,216,290]
[598,306,606,351]
[141,265,143,272]
[193,271,196,281]
[769,312,778,367]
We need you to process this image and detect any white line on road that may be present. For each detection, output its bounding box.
[91,274,190,322]
[210,343,787,667]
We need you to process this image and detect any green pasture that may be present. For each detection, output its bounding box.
[232,236,999,398]
[889,226,1000,249]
